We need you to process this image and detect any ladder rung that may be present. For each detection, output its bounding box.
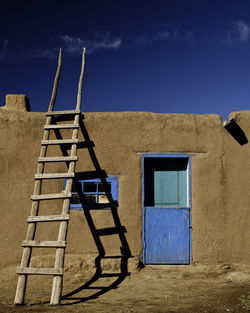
[35,173,75,179]
[30,193,71,200]
[16,267,63,276]
[22,240,66,248]
[46,110,80,116]
[44,124,79,130]
[27,214,70,222]
[41,139,78,145]
[38,156,78,162]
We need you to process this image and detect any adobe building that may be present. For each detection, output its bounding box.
[0,94,250,270]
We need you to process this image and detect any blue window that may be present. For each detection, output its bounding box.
[69,176,119,210]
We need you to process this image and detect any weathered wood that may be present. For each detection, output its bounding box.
[35,173,75,179]
[27,215,70,223]
[16,48,86,306]
[34,173,75,179]
[48,49,62,112]
[16,267,63,276]
[44,124,79,129]
[41,139,78,145]
[38,156,78,162]
[22,240,66,248]
[51,47,86,306]
[46,110,80,116]
[30,193,71,200]
[76,47,86,111]
[15,119,53,305]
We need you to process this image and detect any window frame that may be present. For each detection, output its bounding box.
[142,153,192,264]
[144,156,189,208]
[68,175,119,210]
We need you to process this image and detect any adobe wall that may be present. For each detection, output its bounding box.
[0,95,249,268]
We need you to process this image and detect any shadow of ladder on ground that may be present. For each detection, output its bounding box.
[53,115,132,305]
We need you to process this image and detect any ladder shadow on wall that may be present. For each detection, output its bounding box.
[53,115,132,305]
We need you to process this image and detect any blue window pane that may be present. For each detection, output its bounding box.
[154,171,178,206]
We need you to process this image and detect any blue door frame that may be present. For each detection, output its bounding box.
[142,153,192,264]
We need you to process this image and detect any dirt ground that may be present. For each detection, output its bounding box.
[0,255,250,313]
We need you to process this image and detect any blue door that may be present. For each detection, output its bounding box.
[143,155,191,264]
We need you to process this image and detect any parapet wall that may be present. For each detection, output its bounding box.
[2,94,30,111]
[0,95,250,268]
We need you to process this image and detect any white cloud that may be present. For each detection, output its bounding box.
[23,32,122,59]
[133,32,170,46]
[226,20,250,45]
[21,27,192,59]
[0,39,8,59]
[60,32,122,55]
[60,35,85,56]
[133,28,193,47]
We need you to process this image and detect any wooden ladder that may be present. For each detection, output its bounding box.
[14,47,86,305]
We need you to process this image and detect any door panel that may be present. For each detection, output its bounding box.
[145,208,190,264]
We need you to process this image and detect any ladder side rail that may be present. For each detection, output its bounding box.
[51,48,85,305]
[49,116,80,306]
[48,49,62,112]
[15,119,53,305]
[50,136,79,304]
[75,47,86,112]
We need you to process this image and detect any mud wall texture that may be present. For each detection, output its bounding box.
[0,95,250,268]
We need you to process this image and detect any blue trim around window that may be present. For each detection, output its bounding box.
[69,175,119,210]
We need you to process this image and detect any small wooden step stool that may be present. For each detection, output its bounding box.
[14,47,86,305]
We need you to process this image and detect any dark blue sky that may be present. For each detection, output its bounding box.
[1,0,250,119]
